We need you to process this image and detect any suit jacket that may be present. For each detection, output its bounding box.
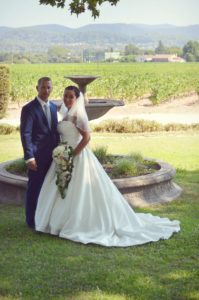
[20,98,60,164]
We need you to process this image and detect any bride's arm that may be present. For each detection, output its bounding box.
[73,128,90,156]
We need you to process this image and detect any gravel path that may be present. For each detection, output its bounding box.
[91,93,199,125]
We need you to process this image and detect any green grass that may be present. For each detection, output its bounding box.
[0,132,199,300]
[0,133,23,162]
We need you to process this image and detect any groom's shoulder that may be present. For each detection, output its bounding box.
[22,98,38,110]
[49,100,58,110]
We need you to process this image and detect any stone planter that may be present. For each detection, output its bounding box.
[0,159,182,207]
[112,160,182,207]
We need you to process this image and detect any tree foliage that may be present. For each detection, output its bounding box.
[124,44,142,55]
[48,46,69,62]
[39,0,120,18]
[155,40,168,54]
[183,40,199,61]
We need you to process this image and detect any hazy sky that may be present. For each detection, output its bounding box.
[0,0,199,28]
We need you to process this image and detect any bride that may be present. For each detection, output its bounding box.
[35,86,180,247]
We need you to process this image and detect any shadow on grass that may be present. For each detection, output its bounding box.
[0,169,199,300]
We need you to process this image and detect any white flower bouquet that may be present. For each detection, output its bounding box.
[52,142,74,199]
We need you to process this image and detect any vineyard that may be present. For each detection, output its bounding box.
[9,63,199,105]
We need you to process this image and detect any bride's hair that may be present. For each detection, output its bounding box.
[65,85,80,98]
[61,85,90,132]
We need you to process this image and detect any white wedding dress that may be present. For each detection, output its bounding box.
[35,120,180,247]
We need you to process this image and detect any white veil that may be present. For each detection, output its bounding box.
[58,102,68,121]
[58,92,90,132]
[69,92,90,132]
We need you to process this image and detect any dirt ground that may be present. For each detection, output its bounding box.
[1,92,199,126]
[91,92,199,124]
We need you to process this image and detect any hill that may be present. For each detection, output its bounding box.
[0,23,199,52]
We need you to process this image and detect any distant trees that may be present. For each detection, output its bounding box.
[154,41,183,57]
[166,47,182,57]
[39,0,120,18]
[120,55,136,62]
[124,44,142,55]
[183,41,199,61]
[144,49,155,55]
[155,41,168,54]
[0,52,49,64]
[1,40,199,63]
[0,46,70,64]
[122,44,143,62]
[122,41,185,61]
[48,46,69,63]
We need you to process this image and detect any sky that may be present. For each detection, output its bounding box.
[0,0,199,28]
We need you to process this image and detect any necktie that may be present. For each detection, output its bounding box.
[44,103,51,128]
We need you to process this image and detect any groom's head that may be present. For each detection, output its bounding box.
[36,77,53,102]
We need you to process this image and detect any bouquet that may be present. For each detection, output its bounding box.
[52,142,74,199]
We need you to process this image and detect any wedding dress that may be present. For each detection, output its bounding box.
[35,121,180,247]
[35,97,180,247]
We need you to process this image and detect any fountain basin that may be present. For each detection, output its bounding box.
[65,75,100,86]
[86,99,124,120]
[53,99,124,121]
[0,159,182,207]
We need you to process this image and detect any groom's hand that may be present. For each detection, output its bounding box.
[27,160,38,171]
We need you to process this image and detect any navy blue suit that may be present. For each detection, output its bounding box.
[20,98,60,227]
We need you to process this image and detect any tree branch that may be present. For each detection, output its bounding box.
[39,0,120,18]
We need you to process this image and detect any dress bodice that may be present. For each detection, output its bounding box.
[57,121,82,148]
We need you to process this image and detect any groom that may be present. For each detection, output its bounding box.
[20,77,60,228]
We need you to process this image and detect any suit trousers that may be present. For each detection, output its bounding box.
[26,159,52,228]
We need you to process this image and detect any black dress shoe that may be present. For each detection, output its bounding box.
[27,223,35,230]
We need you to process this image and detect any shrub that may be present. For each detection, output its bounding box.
[7,152,157,179]
[129,152,143,163]
[112,159,138,177]
[0,124,17,134]
[92,119,165,133]
[93,145,108,163]
[92,119,199,133]
[0,65,10,119]
[111,153,150,178]
[6,158,27,176]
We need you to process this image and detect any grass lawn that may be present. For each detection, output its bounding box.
[0,132,199,300]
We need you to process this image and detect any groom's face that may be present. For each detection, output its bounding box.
[36,80,53,101]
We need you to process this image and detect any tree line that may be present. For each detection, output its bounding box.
[0,40,199,64]
[123,40,199,62]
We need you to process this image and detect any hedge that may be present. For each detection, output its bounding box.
[0,65,10,119]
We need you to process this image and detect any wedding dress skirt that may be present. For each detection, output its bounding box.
[35,121,180,247]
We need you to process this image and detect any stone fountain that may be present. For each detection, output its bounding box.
[64,75,124,120]
[0,159,182,207]
[65,75,99,103]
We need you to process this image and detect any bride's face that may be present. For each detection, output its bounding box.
[63,90,77,110]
